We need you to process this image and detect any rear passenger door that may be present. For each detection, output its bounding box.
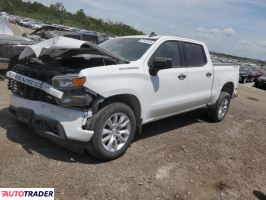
[182,42,213,108]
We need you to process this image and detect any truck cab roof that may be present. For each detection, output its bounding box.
[119,35,205,46]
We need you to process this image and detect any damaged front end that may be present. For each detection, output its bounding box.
[7,38,126,108]
[6,38,127,147]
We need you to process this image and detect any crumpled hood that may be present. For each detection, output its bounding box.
[19,36,129,64]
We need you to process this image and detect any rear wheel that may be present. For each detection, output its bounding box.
[207,92,231,122]
[86,102,136,161]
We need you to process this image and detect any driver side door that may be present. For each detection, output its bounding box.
[145,40,188,120]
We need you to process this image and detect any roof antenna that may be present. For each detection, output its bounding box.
[149,32,157,37]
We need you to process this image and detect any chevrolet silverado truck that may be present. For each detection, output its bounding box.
[5,35,239,161]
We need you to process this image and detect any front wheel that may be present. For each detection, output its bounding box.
[86,102,136,161]
[207,92,231,122]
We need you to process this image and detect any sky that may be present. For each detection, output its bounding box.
[26,0,266,60]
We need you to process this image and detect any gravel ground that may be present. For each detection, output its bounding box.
[0,80,265,200]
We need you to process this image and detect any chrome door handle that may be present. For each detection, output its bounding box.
[206,72,212,77]
[178,74,187,80]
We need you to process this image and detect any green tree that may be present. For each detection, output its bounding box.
[50,2,66,23]
[50,2,66,14]
[76,9,86,19]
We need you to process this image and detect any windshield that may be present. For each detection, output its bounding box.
[99,38,156,61]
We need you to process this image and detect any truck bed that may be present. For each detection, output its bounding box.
[209,63,239,105]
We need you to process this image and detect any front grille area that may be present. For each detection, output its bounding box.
[7,65,58,104]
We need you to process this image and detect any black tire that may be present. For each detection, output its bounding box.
[86,102,136,161]
[207,92,231,122]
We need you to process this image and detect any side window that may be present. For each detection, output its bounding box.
[151,41,182,67]
[183,42,207,67]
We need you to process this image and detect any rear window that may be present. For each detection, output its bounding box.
[183,42,206,67]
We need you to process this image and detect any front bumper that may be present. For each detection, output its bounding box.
[10,94,94,143]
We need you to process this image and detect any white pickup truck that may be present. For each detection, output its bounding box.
[6,35,239,160]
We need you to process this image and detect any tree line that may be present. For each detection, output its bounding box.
[0,0,144,36]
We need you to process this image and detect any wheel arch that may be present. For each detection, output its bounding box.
[98,94,142,131]
[221,82,234,98]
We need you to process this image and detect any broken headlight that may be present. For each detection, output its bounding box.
[52,74,86,90]
[52,75,91,107]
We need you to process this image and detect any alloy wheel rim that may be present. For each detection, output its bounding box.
[218,98,229,120]
[101,113,131,152]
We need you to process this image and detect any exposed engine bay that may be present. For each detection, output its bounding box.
[7,47,121,109]
[15,52,118,83]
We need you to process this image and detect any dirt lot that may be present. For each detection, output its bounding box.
[0,80,265,200]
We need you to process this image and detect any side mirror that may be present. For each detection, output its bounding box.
[149,57,173,76]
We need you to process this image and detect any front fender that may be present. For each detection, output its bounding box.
[79,64,147,118]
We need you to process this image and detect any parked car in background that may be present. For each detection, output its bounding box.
[239,65,253,83]
[254,69,266,89]
[6,35,239,160]
[251,64,263,81]
[252,66,264,82]
[13,15,109,44]
[28,21,44,30]
[1,12,7,16]
[16,19,32,28]
[15,18,44,29]
[25,26,107,44]
[239,64,262,83]
[49,30,103,44]
[211,55,234,64]
[23,25,73,41]
[0,35,36,74]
